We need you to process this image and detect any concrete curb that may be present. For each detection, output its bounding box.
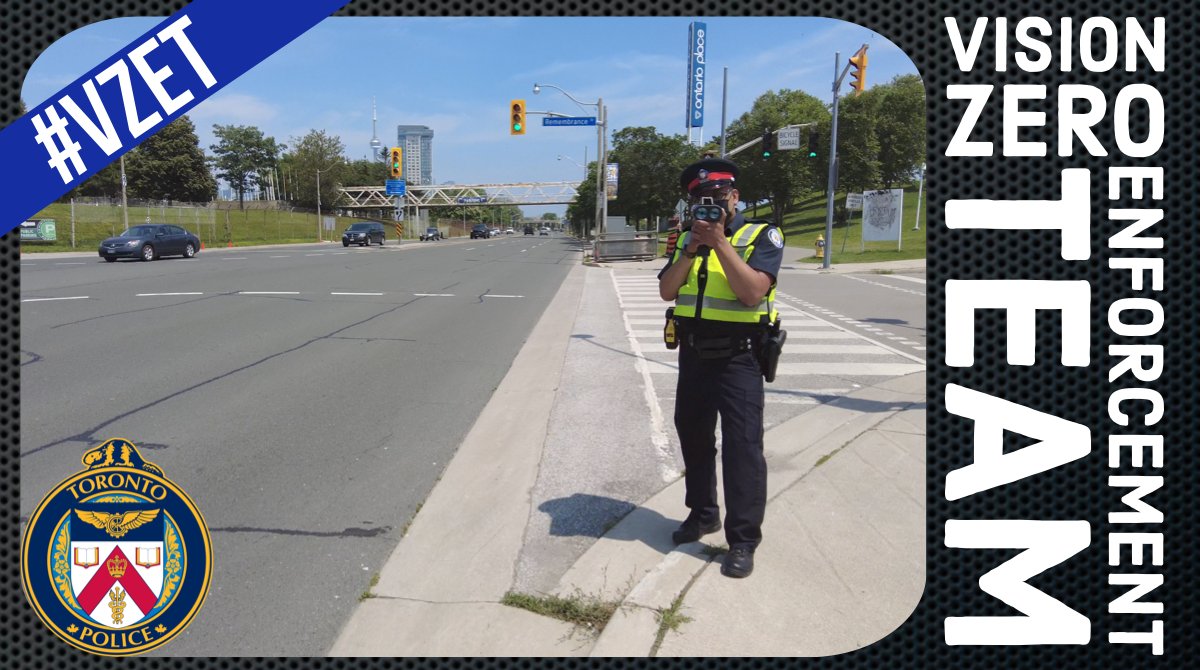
[328,262,588,656]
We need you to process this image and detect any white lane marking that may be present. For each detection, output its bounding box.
[137,292,204,297]
[332,252,348,255]
[269,255,291,258]
[222,257,248,260]
[915,346,927,351]
[844,274,925,297]
[885,274,926,285]
[23,296,89,302]
[465,248,476,251]
[54,262,87,265]
[613,272,679,483]
[238,291,300,295]
[305,253,323,257]
[484,294,525,298]
[331,292,384,296]
[644,360,925,377]
[414,293,454,297]
[21,263,37,266]
[521,249,527,253]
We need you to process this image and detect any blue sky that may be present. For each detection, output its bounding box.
[22,17,919,214]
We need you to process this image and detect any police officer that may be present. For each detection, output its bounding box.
[658,157,785,578]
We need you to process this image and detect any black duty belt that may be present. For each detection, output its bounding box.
[684,333,757,359]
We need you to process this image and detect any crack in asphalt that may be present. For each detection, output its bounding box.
[21,294,429,458]
[49,292,229,329]
[209,525,393,538]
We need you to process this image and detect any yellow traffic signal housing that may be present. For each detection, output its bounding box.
[848,46,868,95]
[389,147,403,179]
[510,99,526,135]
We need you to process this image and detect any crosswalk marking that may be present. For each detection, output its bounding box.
[612,273,924,414]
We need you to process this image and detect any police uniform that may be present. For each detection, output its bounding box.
[658,158,785,577]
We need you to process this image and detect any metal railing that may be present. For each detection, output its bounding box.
[592,232,658,262]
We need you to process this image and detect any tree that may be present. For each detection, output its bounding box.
[126,116,215,202]
[284,129,346,211]
[874,74,926,187]
[341,157,388,187]
[210,124,281,208]
[724,89,830,227]
[606,127,696,228]
[831,92,881,194]
[540,212,558,221]
[566,162,599,236]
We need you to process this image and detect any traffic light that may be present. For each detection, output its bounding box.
[510,99,526,135]
[761,129,773,159]
[389,147,403,179]
[848,46,868,95]
[807,130,819,159]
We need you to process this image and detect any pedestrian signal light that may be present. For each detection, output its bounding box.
[849,46,868,95]
[510,100,526,135]
[761,129,773,159]
[389,147,403,179]
[807,130,819,159]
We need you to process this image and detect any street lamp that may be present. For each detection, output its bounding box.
[315,158,342,242]
[557,154,587,180]
[534,82,607,240]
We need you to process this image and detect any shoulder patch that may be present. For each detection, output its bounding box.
[768,228,784,249]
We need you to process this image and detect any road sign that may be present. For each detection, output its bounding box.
[845,192,864,210]
[542,117,597,127]
[385,179,406,196]
[777,127,801,150]
[456,196,488,204]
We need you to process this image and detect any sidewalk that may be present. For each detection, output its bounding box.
[329,258,926,657]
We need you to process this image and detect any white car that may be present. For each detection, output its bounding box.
[539,227,551,236]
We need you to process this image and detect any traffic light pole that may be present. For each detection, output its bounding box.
[823,45,866,269]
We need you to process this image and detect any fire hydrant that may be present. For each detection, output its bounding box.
[815,234,826,260]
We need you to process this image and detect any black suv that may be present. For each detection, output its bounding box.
[343,222,387,247]
[523,226,535,235]
[470,224,491,239]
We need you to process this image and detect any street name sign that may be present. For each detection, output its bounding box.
[456,196,488,204]
[543,117,597,127]
[385,179,406,196]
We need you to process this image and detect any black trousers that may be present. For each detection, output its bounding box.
[674,342,767,551]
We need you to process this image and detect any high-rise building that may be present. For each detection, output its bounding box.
[396,125,434,186]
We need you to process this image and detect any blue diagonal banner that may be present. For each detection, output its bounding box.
[0,0,349,233]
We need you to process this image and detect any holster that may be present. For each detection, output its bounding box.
[760,320,787,383]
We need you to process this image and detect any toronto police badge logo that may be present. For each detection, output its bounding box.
[22,439,212,655]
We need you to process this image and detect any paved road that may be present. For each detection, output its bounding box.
[20,235,578,655]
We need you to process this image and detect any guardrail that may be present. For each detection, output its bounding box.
[593,232,658,262]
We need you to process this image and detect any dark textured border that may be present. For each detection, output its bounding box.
[6,0,1198,667]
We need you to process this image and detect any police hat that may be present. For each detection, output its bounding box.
[680,158,739,194]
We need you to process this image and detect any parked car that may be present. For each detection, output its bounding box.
[342,222,387,247]
[420,227,443,241]
[523,226,535,235]
[99,224,200,262]
[505,228,515,235]
[539,227,551,236]
[470,224,490,239]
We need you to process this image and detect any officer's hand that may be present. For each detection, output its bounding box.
[690,220,724,249]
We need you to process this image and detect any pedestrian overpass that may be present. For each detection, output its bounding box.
[338,181,582,209]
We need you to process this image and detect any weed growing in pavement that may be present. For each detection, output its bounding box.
[700,543,728,559]
[358,573,381,602]
[653,594,693,650]
[501,590,619,635]
[815,451,836,467]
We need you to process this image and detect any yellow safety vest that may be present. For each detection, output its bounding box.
[673,222,779,324]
